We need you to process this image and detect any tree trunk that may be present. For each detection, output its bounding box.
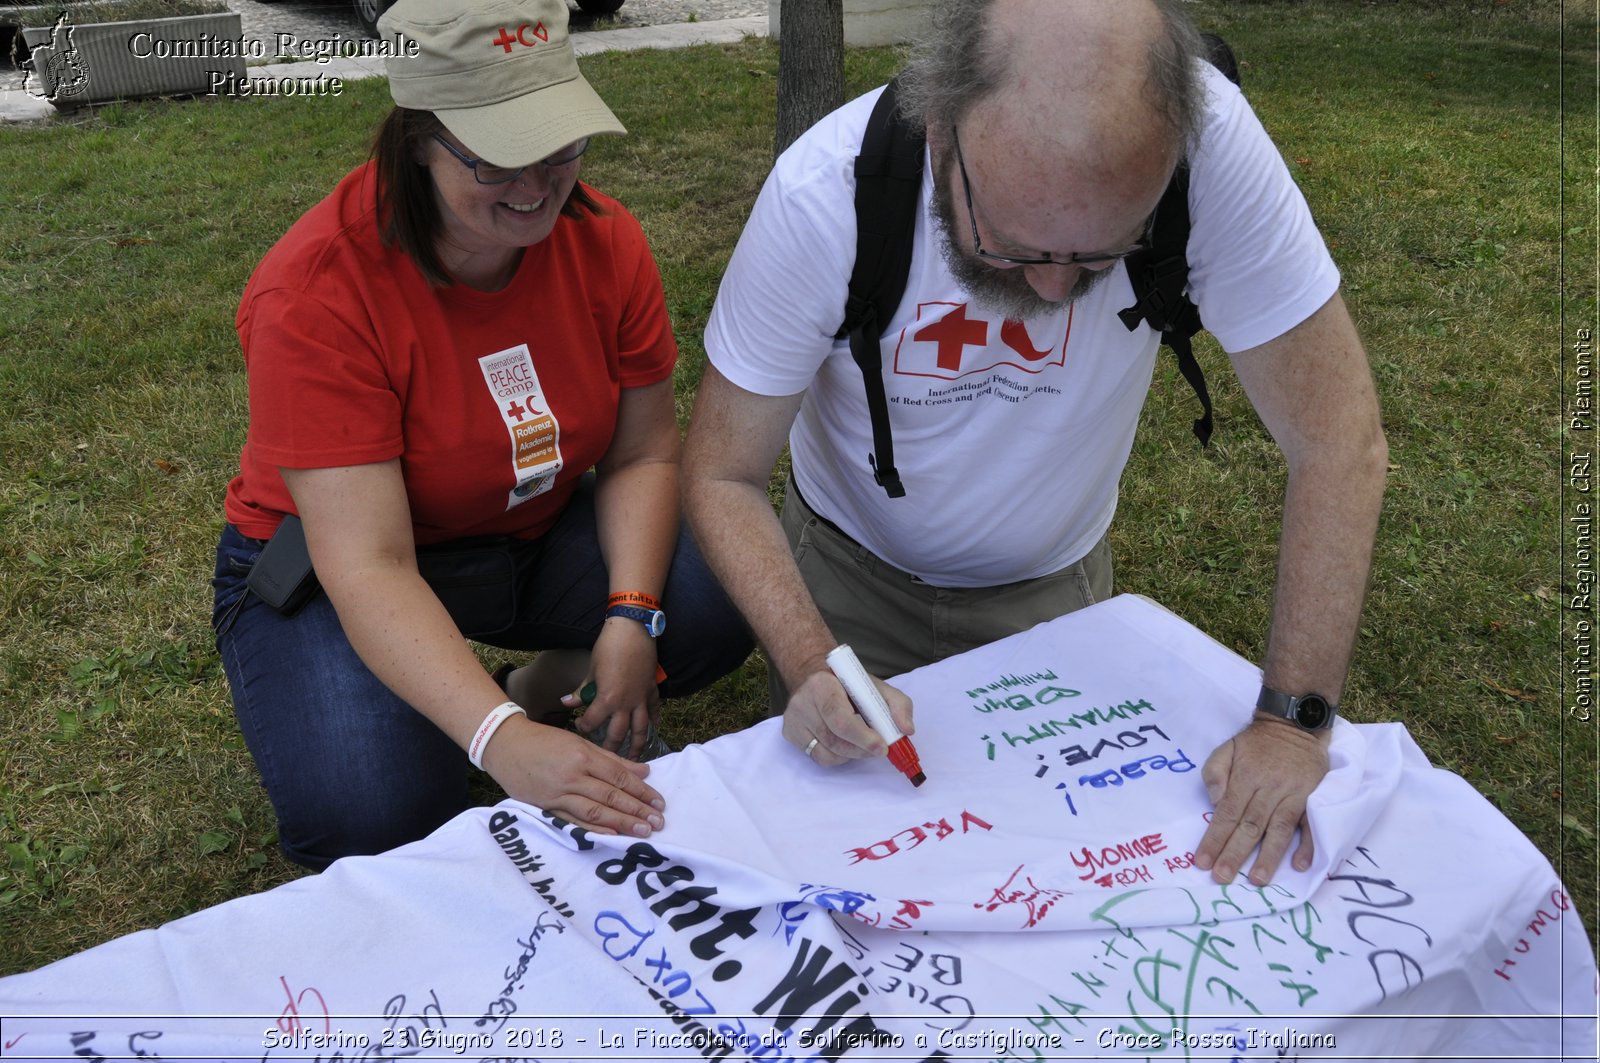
[774,0,845,159]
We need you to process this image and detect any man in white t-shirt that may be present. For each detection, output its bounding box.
[683,0,1387,887]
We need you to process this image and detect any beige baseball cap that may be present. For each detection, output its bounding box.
[380,0,625,168]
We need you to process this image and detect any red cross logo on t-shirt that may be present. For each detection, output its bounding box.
[505,399,527,421]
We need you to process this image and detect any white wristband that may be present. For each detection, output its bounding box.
[468,701,526,770]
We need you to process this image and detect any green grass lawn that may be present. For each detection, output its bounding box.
[1,0,1594,975]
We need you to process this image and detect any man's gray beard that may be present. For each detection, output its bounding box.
[931,172,1112,321]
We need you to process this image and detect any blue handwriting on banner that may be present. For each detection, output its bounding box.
[1078,749,1195,789]
[776,886,877,946]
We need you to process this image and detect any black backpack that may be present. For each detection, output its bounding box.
[836,36,1242,499]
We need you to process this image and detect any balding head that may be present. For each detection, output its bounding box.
[898,0,1201,163]
[984,0,1177,180]
[901,0,1204,317]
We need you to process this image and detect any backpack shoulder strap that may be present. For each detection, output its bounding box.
[837,77,924,498]
[1117,162,1214,446]
[1116,33,1242,448]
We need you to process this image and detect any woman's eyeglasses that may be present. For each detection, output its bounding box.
[431,135,590,186]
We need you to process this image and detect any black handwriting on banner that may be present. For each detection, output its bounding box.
[382,988,447,1055]
[594,840,761,980]
[487,810,576,918]
[861,940,977,1034]
[589,846,906,1062]
[1034,724,1172,774]
[1328,846,1435,1003]
[751,940,925,1062]
[475,914,565,1035]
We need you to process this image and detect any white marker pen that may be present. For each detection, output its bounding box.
[825,644,926,787]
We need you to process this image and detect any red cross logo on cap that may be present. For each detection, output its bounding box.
[490,21,549,53]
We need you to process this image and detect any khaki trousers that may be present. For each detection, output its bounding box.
[770,477,1113,713]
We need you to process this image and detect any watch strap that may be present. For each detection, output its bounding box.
[605,603,666,637]
[1255,685,1337,731]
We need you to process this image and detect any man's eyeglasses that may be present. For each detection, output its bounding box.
[951,126,1153,267]
[431,134,590,185]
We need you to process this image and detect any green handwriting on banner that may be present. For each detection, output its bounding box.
[980,699,1159,759]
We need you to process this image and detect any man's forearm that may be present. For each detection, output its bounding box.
[684,475,838,688]
[1261,437,1388,705]
[1230,292,1389,708]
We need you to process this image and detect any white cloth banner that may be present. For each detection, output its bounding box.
[2,596,1595,1061]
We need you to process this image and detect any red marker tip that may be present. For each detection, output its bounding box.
[886,736,925,787]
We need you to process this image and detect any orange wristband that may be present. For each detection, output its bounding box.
[607,590,661,611]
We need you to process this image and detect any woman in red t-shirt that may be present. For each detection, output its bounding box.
[211,0,750,870]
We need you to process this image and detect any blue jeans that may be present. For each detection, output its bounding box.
[211,479,751,870]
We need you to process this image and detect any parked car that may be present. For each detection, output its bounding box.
[353,0,624,38]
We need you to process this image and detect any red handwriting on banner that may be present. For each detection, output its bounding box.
[276,976,331,1036]
[1492,889,1573,982]
[845,810,993,864]
[854,898,938,932]
[975,864,1072,928]
[1071,832,1167,887]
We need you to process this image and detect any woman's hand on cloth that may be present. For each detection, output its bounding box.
[481,714,666,837]
[781,667,913,766]
[563,615,662,759]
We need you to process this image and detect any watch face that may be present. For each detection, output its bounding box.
[1294,694,1332,730]
[646,610,667,637]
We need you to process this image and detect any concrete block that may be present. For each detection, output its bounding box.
[767,0,931,48]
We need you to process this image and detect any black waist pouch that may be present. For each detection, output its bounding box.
[246,514,321,617]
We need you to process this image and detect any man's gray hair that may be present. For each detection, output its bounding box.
[895,0,1205,152]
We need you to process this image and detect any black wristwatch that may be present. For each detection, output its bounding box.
[1255,686,1337,732]
[605,603,667,637]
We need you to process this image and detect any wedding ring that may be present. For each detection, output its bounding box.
[804,737,820,758]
